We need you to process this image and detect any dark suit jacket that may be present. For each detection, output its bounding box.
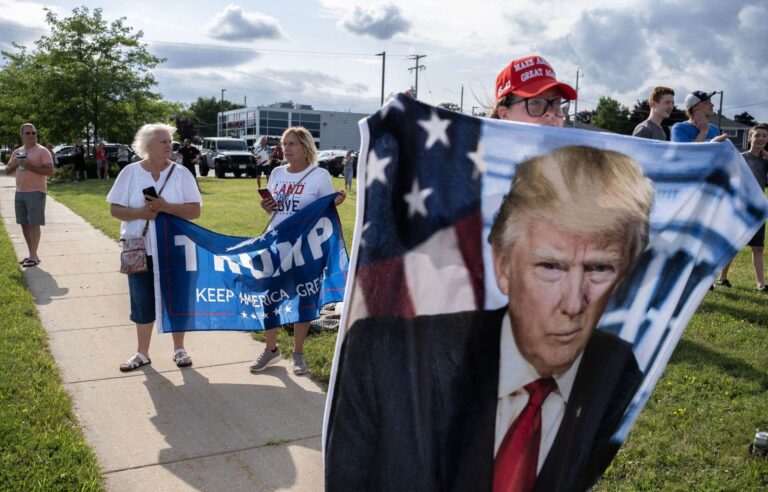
[325,308,642,492]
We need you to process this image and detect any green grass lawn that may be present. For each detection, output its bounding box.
[45,177,768,489]
[0,219,103,490]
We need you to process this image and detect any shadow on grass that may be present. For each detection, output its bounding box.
[698,296,768,329]
[670,338,768,388]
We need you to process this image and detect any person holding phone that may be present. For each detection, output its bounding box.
[249,126,346,375]
[671,91,729,143]
[107,123,201,372]
[6,123,54,268]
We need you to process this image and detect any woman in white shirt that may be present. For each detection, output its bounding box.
[249,126,346,375]
[107,123,202,372]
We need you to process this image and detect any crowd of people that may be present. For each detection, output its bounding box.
[2,53,766,490]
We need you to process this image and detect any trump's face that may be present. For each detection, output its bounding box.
[492,219,630,377]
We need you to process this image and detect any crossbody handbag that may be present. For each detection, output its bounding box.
[260,166,318,235]
[119,164,177,274]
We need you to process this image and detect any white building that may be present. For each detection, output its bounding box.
[217,103,370,150]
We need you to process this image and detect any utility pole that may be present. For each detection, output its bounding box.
[244,95,247,107]
[716,90,724,132]
[219,89,226,137]
[460,84,464,113]
[407,54,426,99]
[377,52,386,106]
[572,68,583,127]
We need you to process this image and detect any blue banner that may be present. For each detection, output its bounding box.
[153,193,348,332]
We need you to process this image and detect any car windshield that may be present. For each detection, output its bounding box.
[217,140,248,151]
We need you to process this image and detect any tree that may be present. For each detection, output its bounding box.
[734,111,757,127]
[438,102,461,112]
[188,96,244,137]
[591,96,633,134]
[0,7,168,145]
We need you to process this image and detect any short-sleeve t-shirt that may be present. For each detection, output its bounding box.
[106,162,202,255]
[742,151,767,190]
[178,146,200,165]
[671,122,720,142]
[11,144,53,193]
[632,120,667,141]
[267,164,335,228]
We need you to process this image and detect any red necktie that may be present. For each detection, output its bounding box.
[493,377,557,492]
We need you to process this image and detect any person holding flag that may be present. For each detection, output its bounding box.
[249,126,346,375]
[489,54,576,127]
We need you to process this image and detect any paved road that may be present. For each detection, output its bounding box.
[0,167,325,491]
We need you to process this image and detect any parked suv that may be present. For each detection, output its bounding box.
[200,137,258,178]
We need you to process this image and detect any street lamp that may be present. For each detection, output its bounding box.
[219,89,227,137]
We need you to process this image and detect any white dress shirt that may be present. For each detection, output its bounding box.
[495,314,583,472]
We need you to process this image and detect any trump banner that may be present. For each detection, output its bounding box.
[152,193,348,333]
[323,95,768,491]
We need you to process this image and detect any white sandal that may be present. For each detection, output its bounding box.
[173,348,193,368]
[120,352,151,372]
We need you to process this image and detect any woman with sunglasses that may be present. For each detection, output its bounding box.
[489,54,576,127]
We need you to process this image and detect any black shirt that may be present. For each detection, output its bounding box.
[178,146,200,165]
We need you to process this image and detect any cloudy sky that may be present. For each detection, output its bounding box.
[2,0,767,121]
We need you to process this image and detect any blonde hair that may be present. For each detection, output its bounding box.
[281,126,317,164]
[488,146,654,266]
[132,123,177,159]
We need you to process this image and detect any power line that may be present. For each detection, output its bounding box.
[723,100,768,110]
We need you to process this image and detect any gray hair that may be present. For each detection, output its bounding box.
[20,122,36,134]
[132,123,177,159]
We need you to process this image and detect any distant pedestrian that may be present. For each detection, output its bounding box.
[671,91,728,143]
[95,142,108,179]
[342,150,354,191]
[73,139,86,182]
[5,123,54,268]
[633,86,674,141]
[253,136,272,188]
[107,123,201,372]
[117,144,130,173]
[177,139,200,178]
[716,124,768,291]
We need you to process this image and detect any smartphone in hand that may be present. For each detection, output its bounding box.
[142,186,159,200]
[257,188,274,202]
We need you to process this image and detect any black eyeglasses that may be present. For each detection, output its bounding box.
[509,97,570,118]
[23,131,37,135]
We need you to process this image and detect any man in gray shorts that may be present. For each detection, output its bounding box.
[6,123,54,268]
[632,86,674,141]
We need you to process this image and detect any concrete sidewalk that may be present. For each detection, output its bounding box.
[0,169,325,491]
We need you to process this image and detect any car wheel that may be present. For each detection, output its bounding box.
[199,160,209,177]
[215,165,226,178]
[233,170,242,178]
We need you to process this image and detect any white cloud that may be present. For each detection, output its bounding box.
[207,4,285,42]
[339,3,411,40]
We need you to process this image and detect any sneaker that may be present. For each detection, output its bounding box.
[757,285,768,292]
[292,352,308,375]
[717,279,732,288]
[249,346,281,372]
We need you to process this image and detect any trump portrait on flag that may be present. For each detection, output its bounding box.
[323,95,768,492]
[325,146,652,491]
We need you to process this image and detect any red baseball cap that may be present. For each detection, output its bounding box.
[495,55,577,101]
